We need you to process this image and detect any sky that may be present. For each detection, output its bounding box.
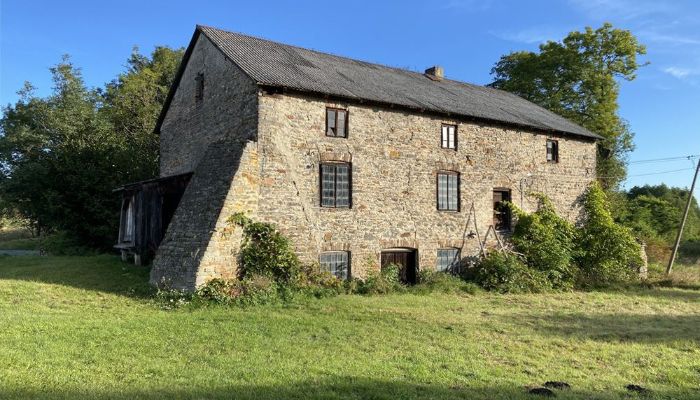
[1,0,699,195]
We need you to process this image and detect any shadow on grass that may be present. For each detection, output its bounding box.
[0,254,153,298]
[1,377,690,400]
[504,312,700,344]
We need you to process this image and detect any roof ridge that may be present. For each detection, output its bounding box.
[198,25,482,86]
[189,24,601,140]
[197,25,560,111]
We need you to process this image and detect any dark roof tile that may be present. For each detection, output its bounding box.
[196,25,601,140]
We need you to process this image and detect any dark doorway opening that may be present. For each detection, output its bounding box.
[493,189,512,231]
[381,249,418,284]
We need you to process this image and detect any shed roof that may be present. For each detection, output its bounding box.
[156,25,601,140]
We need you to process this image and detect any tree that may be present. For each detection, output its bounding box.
[0,47,183,249]
[576,182,642,286]
[103,46,183,179]
[490,23,646,189]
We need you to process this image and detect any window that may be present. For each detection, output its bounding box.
[437,248,460,272]
[441,124,457,149]
[320,251,350,279]
[320,163,351,208]
[493,189,512,231]
[195,73,204,101]
[437,172,460,211]
[121,198,135,242]
[326,108,348,137]
[546,139,559,163]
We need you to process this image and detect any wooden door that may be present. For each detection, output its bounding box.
[381,250,417,284]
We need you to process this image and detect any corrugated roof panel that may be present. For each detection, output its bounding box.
[200,25,601,140]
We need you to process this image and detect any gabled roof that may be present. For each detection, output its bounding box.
[155,25,601,140]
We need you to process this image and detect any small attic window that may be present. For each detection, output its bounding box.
[195,73,204,101]
[326,108,348,138]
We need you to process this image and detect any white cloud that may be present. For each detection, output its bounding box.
[568,0,676,20]
[490,27,567,44]
[663,67,694,79]
[639,31,700,46]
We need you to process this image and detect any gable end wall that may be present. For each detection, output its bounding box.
[150,34,260,290]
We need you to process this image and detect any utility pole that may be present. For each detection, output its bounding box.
[667,157,700,274]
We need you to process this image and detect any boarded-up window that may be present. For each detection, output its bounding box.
[320,251,350,279]
[546,139,559,163]
[321,163,351,208]
[195,73,204,101]
[326,108,348,137]
[493,189,512,231]
[437,248,460,272]
[437,172,460,211]
[441,124,457,149]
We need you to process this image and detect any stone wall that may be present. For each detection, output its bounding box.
[256,92,597,278]
[150,35,597,289]
[150,35,260,289]
[159,35,258,177]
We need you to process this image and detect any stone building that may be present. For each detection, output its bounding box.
[120,25,600,291]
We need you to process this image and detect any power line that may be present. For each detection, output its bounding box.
[628,154,699,164]
[627,167,696,177]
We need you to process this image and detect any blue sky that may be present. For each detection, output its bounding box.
[1,0,698,194]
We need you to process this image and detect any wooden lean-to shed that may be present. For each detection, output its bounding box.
[114,173,191,265]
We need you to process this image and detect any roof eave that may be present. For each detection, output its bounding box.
[258,83,602,141]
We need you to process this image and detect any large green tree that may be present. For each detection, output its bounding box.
[103,47,182,179]
[490,23,646,189]
[0,47,183,248]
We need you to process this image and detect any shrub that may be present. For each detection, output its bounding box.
[680,240,700,265]
[40,231,97,256]
[415,269,479,295]
[294,264,346,298]
[510,194,576,290]
[195,275,280,306]
[356,263,404,295]
[467,251,551,293]
[576,182,642,287]
[228,213,302,284]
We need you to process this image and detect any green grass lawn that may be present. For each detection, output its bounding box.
[0,255,699,399]
[0,227,39,250]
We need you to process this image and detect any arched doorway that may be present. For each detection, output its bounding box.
[381,248,418,284]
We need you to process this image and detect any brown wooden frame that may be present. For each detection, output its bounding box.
[546,139,559,163]
[493,188,512,231]
[319,162,352,208]
[325,107,349,138]
[436,171,460,212]
[440,123,458,150]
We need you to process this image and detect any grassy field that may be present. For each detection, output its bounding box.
[0,255,699,399]
[0,226,39,250]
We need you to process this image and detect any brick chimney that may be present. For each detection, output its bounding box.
[424,66,444,81]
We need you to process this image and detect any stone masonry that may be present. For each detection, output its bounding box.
[256,93,596,278]
[150,32,597,290]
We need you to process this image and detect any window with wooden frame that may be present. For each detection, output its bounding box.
[320,251,350,279]
[120,197,135,243]
[436,248,460,272]
[320,162,351,208]
[195,73,204,101]
[326,108,348,138]
[493,189,512,231]
[546,139,559,163]
[441,124,457,149]
[437,171,460,211]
